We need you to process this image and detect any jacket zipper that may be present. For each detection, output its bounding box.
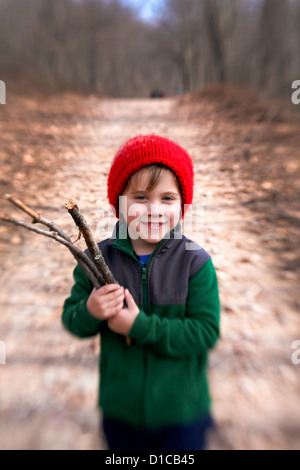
[141,266,147,287]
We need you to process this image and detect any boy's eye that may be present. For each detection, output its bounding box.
[134,195,175,201]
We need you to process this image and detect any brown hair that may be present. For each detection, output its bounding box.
[121,164,181,195]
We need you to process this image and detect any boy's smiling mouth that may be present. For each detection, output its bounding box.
[141,220,166,230]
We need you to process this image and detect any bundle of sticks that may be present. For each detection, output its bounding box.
[1,195,132,344]
[1,195,116,289]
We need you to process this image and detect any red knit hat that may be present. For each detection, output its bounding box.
[107,134,194,218]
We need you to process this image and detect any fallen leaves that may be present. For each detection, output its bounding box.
[1,86,300,450]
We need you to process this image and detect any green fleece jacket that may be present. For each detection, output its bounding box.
[62,221,220,430]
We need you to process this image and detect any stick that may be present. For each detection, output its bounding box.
[0,214,104,288]
[64,200,131,345]
[5,194,41,221]
[3,195,105,286]
[65,200,117,284]
[2,197,132,345]
[5,194,70,241]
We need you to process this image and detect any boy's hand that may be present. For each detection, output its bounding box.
[86,284,125,320]
[107,288,140,336]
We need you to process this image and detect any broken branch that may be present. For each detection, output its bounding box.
[1,196,131,346]
[5,193,70,242]
[5,194,40,221]
[65,200,117,284]
[0,214,104,288]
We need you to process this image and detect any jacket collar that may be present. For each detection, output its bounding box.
[109,220,182,257]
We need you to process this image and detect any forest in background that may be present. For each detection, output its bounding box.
[0,0,299,98]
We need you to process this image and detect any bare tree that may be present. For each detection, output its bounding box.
[0,0,299,98]
[258,0,292,96]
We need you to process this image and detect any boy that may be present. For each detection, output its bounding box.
[62,134,220,450]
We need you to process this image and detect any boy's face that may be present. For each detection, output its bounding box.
[119,169,182,254]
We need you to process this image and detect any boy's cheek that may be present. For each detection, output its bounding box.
[121,203,148,224]
[123,204,148,240]
[128,219,142,240]
[164,205,182,227]
[119,202,182,239]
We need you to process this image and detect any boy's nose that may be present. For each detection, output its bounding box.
[148,203,164,217]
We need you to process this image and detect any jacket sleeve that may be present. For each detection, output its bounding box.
[128,257,220,358]
[62,263,102,338]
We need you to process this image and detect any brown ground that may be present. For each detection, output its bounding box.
[0,87,300,449]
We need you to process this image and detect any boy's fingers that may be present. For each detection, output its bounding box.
[101,283,121,294]
[105,289,124,305]
[96,285,123,301]
[106,302,124,318]
[125,288,135,306]
[108,295,124,308]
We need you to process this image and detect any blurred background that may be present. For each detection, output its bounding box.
[0,0,300,98]
[0,0,300,451]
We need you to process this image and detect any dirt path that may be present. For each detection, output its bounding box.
[0,96,299,450]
